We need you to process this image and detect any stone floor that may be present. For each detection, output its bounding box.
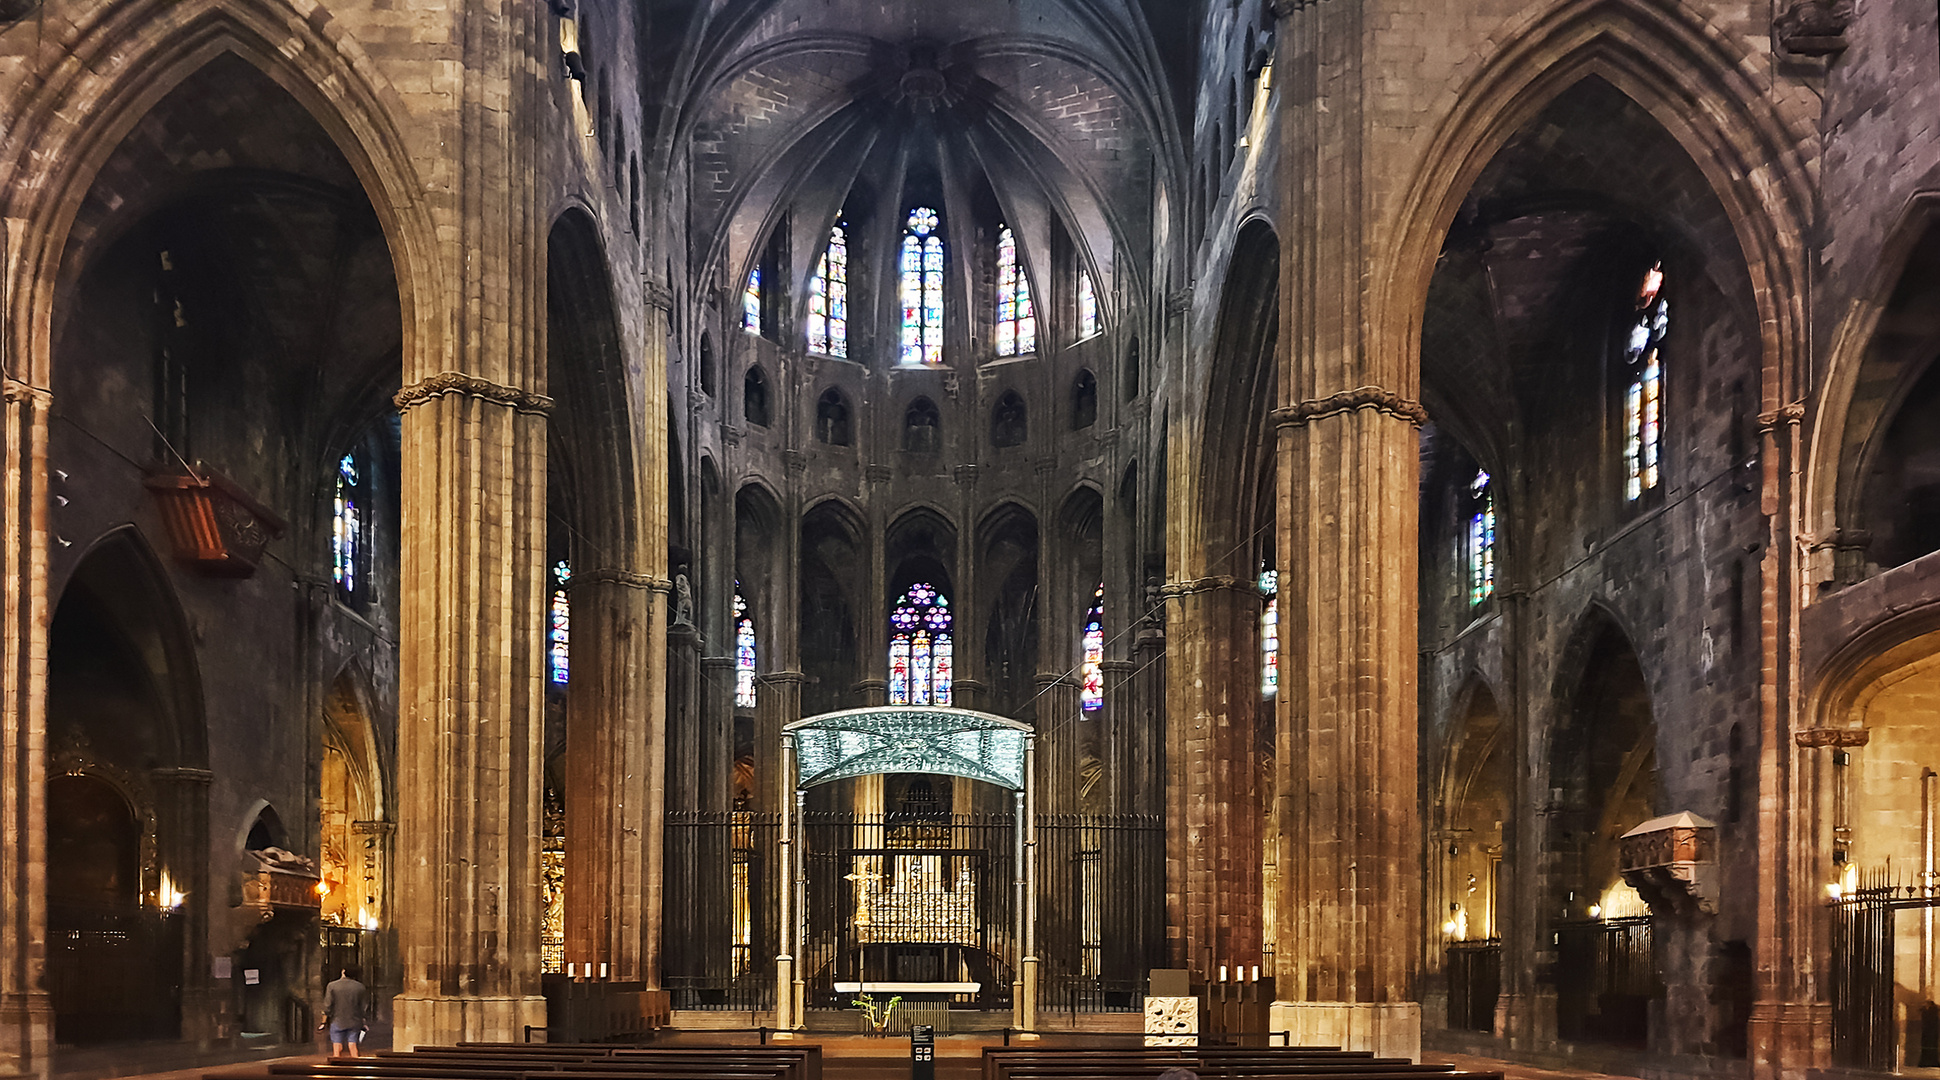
[86,1037,1652,1080]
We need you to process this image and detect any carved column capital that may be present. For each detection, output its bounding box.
[394,372,553,415]
[1274,386,1428,429]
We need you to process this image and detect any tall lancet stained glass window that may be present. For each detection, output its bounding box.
[333,453,362,597]
[1623,261,1667,501]
[808,225,848,358]
[550,560,571,684]
[995,225,1036,357]
[1079,584,1105,712]
[900,208,944,365]
[742,267,762,334]
[1260,569,1279,699]
[889,582,953,705]
[1077,269,1101,339]
[1469,470,1496,605]
[734,586,757,708]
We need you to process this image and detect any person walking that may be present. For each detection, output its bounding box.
[318,966,368,1058]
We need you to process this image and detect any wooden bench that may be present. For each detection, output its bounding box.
[241,1042,817,1080]
[981,1046,1503,1080]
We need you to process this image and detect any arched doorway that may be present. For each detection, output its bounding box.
[319,673,388,1002]
[1548,615,1659,1049]
[45,533,202,1044]
[1436,683,1509,1034]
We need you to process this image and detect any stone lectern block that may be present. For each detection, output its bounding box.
[1146,996,1198,1047]
[1149,968,1191,997]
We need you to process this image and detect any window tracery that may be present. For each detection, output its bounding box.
[1080,584,1105,712]
[1078,269,1100,339]
[742,267,761,334]
[1469,470,1495,605]
[995,225,1035,357]
[900,208,945,365]
[734,586,757,709]
[808,224,848,358]
[550,560,571,684]
[333,453,362,599]
[1623,261,1667,501]
[1260,568,1279,700]
[889,583,952,706]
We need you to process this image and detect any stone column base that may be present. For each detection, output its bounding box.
[1271,1001,1421,1060]
[393,994,547,1047]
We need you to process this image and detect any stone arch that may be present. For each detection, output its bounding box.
[3,1,438,393]
[1380,0,1812,412]
[319,666,386,934]
[799,497,866,719]
[976,501,1041,721]
[1200,219,1278,565]
[1431,676,1511,1025]
[548,207,639,564]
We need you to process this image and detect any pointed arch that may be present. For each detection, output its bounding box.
[1379,0,1813,411]
[3,1,440,391]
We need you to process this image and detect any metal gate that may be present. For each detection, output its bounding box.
[801,811,1016,1012]
[664,810,781,1011]
[1445,939,1501,1033]
[1554,916,1655,1048]
[1832,884,1898,1069]
[47,903,183,1044]
[1037,814,1164,1013]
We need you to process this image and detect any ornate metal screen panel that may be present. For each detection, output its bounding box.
[789,707,1029,790]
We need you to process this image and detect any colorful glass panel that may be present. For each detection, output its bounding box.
[743,267,761,334]
[1079,584,1105,712]
[734,588,757,708]
[995,226,1036,356]
[333,454,360,596]
[900,208,944,365]
[1260,569,1279,700]
[1469,470,1495,605]
[808,225,848,357]
[550,560,571,684]
[1623,262,1667,501]
[889,582,952,705]
[1078,270,1100,339]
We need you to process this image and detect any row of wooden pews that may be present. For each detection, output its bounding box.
[220,1042,820,1080]
[980,1046,1508,1080]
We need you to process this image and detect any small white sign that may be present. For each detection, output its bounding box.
[244,969,260,986]
[212,957,232,980]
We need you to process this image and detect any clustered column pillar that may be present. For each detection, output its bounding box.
[0,379,52,1073]
[392,376,552,1044]
[1269,0,1424,1058]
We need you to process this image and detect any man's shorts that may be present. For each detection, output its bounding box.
[329,1026,364,1045]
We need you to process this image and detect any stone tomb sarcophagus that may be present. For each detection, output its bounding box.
[1618,811,1718,915]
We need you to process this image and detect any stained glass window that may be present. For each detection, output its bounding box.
[550,560,571,684]
[734,586,757,708]
[333,454,361,597]
[900,208,945,365]
[1078,269,1100,339]
[1469,470,1495,605]
[889,582,952,706]
[743,267,761,334]
[1079,584,1105,712]
[1260,569,1279,700]
[995,226,1036,357]
[808,225,848,357]
[1623,261,1667,501]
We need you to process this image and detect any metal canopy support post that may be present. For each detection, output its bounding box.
[777,732,797,1032]
[1013,788,1026,1029]
[1022,732,1038,1034]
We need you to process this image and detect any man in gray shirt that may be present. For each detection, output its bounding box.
[319,966,368,1058]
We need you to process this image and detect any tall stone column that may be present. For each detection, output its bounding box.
[392,377,551,1043]
[1162,580,1263,975]
[563,572,658,982]
[0,379,51,1073]
[1269,0,1424,1058]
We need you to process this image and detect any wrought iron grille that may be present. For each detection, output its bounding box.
[1827,869,1940,1070]
[1037,814,1165,1013]
[1554,916,1655,1048]
[1445,938,1500,1033]
[664,810,780,1011]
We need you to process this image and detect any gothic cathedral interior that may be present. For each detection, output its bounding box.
[0,0,1933,1077]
